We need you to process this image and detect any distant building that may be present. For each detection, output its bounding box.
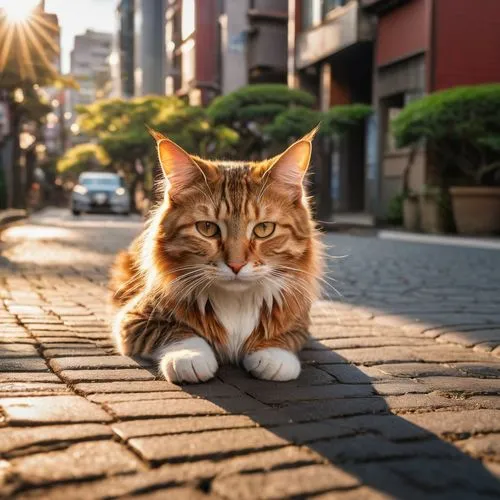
[113,0,135,98]
[165,0,288,106]
[68,30,112,143]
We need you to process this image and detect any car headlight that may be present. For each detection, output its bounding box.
[115,187,126,196]
[73,185,88,196]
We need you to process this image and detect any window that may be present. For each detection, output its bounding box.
[301,0,321,30]
[323,0,348,18]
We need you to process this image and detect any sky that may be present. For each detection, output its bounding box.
[45,0,115,73]
[0,0,112,74]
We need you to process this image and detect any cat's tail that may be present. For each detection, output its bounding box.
[109,249,142,307]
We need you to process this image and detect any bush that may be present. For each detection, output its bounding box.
[324,104,373,135]
[392,84,500,185]
[386,193,403,225]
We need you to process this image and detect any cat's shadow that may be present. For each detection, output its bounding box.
[138,340,500,499]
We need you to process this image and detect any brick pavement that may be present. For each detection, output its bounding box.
[0,208,499,499]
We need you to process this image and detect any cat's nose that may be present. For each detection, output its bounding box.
[228,262,246,274]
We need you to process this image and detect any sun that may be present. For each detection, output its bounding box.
[0,0,40,23]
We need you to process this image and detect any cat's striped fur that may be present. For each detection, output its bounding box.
[109,128,322,383]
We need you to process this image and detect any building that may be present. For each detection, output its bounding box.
[68,30,112,140]
[114,0,135,98]
[134,0,166,96]
[288,0,375,220]
[364,0,500,218]
[164,0,288,106]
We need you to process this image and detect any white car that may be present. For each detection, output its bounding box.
[71,172,130,216]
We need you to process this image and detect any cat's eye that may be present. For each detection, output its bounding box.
[253,222,276,239]
[196,221,220,238]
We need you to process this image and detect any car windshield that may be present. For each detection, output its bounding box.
[80,177,121,188]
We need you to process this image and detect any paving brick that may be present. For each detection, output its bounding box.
[0,372,61,383]
[319,364,396,383]
[113,415,258,440]
[129,427,288,463]
[451,362,500,378]
[416,376,500,394]
[403,410,500,438]
[438,329,500,347]
[59,368,155,383]
[313,435,462,463]
[108,398,227,419]
[9,441,141,487]
[0,395,112,424]
[385,457,500,495]
[244,384,374,404]
[212,464,360,499]
[74,380,182,394]
[374,363,464,378]
[0,344,39,358]
[49,355,140,371]
[0,423,112,456]
[0,357,48,372]
[43,347,109,357]
[0,382,69,396]
[88,392,193,403]
[456,434,500,460]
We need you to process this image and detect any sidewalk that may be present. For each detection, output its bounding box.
[0,210,499,499]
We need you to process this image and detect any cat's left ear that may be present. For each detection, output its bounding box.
[267,124,319,192]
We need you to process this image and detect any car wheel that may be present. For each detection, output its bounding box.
[72,209,81,216]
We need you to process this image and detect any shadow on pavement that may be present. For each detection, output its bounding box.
[172,342,500,499]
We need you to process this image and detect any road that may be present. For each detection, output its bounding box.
[0,207,499,499]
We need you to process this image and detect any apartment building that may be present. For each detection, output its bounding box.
[165,0,288,106]
[364,0,500,217]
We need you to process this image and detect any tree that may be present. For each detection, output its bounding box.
[207,84,316,158]
[392,84,500,186]
[0,5,75,208]
[56,143,110,178]
[76,95,239,210]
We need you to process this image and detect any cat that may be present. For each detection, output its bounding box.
[109,126,322,384]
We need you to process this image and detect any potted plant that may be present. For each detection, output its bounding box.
[392,84,500,235]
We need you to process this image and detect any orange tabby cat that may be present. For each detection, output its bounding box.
[110,127,322,383]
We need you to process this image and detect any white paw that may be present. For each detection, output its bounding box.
[243,348,301,381]
[157,337,218,384]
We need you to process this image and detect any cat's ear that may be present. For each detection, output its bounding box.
[148,127,212,199]
[267,124,319,192]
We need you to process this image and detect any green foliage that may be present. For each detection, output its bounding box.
[386,193,404,225]
[324,104,373,135]
[265,107,321,143]
[392,84,500,185]
[208,84,315,125]
[207,84,316,157]
[57,143,110,176]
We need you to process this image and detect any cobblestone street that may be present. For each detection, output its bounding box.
[1,207,500,499]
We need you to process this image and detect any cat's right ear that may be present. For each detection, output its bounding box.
[148,127,212,199]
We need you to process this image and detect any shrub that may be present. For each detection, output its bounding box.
[392,84,500,185]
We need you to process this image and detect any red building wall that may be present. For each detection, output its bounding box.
[433,0,500,90]
[376,0,429,66]
[195,0,218,104]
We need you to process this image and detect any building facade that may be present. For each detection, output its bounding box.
[164,0,288,106]
[68,29,112,143]
[364,0,500,218]
[289,0,375,220]
[134,0,166,96]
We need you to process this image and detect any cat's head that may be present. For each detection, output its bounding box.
[145,128,321,303]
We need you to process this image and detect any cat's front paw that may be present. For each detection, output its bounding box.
[158,337,218,384]
[243,348,301,381]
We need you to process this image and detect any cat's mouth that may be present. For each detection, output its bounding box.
[213,276,260,292]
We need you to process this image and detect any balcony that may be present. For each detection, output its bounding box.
[295,1,374,69]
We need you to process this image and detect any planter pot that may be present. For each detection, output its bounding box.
[403,198,420,231]
[419,193,445,234]
[450,186,500,235]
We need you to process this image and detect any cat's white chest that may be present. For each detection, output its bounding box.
[208,288,263,362]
